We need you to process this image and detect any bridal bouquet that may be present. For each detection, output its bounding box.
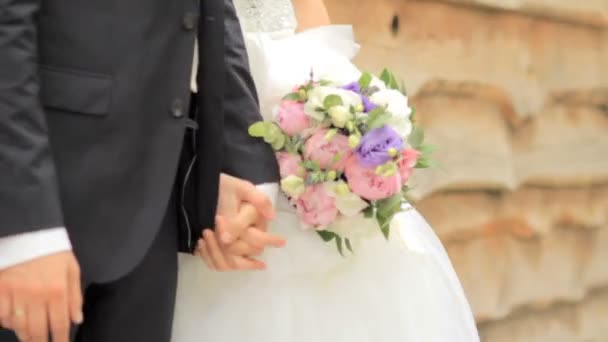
[249,69,434,254]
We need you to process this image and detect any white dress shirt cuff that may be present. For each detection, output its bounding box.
[255,182,279,208]
[0,227,72,270]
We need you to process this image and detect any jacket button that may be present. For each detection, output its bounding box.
[182,13,198,31]
[171,99,185,118]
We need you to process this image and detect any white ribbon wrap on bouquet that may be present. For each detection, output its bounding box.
[243,25,362,120]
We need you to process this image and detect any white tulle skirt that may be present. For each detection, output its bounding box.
[171,26,480,342]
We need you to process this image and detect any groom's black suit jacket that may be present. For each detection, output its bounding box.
[0,0,278,282]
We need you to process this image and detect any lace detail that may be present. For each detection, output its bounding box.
[234,0,297,33]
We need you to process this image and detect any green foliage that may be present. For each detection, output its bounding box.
[415,156,436,169]
[248,122,269,137]
[380,68,399,90]
[375,194,404,240]
[418,144,437,154]
[366,107,391,129]
[316,230,351,256]
[363,205,376,218]
[301,160,321,172]
[323,94,343,109]
[271,134,286,150]
[345,238,353,253]
[407,126,425,149]
[409,107,416,122]
[400,80,408,95]
[282,92,301,101]
[249,122,286,151]
[317,230,336,242]
[358,72,373,89]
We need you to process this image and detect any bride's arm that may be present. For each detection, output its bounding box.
[292,0,331,31]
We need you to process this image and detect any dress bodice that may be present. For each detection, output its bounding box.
[233,0,297,33]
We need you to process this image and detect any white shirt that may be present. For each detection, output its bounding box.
[0,42,278,268]
[0,180,278,269]
[191,40,198,93]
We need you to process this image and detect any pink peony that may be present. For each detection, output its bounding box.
[296,184,339,228]
[344,155,402,201]
[397,148,420,183]
[304,129,351,171]
[276,152,306,178]
[276,100,310,136]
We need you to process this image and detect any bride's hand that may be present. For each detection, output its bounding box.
[215,174,275,244]
[197,203,285,271]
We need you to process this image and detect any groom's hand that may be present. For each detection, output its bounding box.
[214,174,275,244]
[197,203,285,271]
[0,251,83,342]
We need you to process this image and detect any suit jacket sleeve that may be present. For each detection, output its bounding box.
[220,0,280,185]
[0,0,65,237]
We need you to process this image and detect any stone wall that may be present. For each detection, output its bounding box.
[325,0,608,340]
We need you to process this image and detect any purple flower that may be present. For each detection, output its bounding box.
[342,81,361,93]
[342,82,378,113]
[356,126,403,167]
[361,96,378,112]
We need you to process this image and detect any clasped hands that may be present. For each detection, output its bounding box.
[196,174,285,271]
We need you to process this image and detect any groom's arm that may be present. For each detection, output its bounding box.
[0,0,73,269]
[221,0,280,192]
[0,1,82,340]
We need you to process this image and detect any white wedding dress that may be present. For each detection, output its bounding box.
[171,1,480,341]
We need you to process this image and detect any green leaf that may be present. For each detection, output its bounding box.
[309,172,319,184]
[367,107,385,120]
[271,134,286,150]
[302,160,321,172]
[389,76,399,90]
[379,68,399,90]
[363,205,375,218]
[407,126,425,149]
[415,157,434,169]
[400,80,408,95]
[376,194,403,219]
[323,94,343,109]
[345,238,354,253]
[263,133,274,144]
[379,69,391,86]
[335,236,344,256]
[256,123,285,150]
[418,144,437,155]
[317,230,336,242]
[248,122,268,138]
[380,220,391,240]
[375,207,395,240]
[282,92,300,101]
[367,112,392,130]
[284,136,298,154]
[409,107,416,122]
[358,72,373,88]
[317,172,326,182]
[366,106,392,129]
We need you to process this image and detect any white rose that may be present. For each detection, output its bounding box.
[324,181,369,217]
[389,115,413,138]
[369,76,388,91]
[369,89,412,118]
[328,105,352,128]
[303,88,327,121]
[281,176,306,198]
[305,86,362,121]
